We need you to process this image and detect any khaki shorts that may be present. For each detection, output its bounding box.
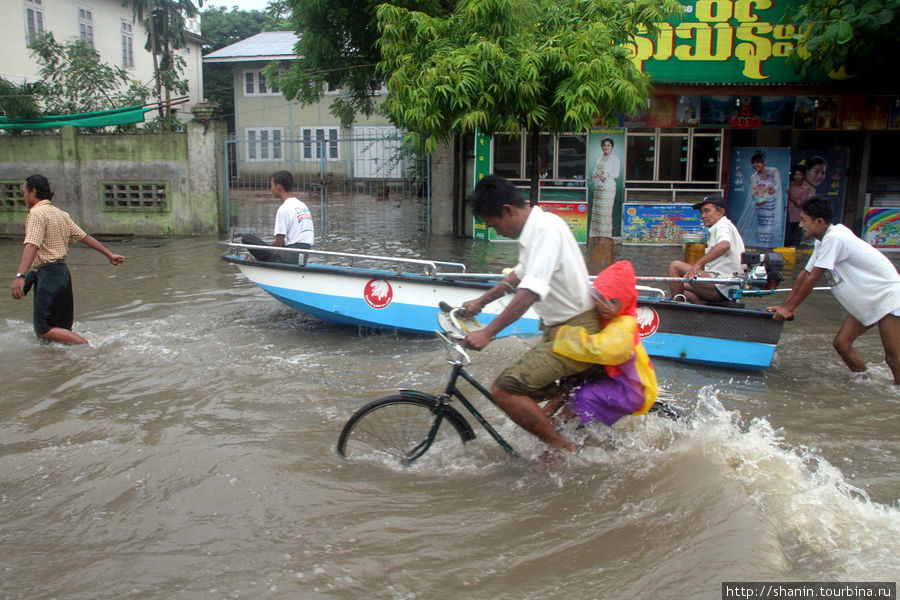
[496,309,602,397]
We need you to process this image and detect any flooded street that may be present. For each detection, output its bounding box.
[1,234,898,599]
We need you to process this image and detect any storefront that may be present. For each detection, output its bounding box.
[463,0,900,249]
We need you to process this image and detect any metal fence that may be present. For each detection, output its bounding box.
[224,133,430,241]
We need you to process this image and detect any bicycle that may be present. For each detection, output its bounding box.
[336,304,686,465]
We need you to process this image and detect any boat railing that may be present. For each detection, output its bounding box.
[222,241,468,277]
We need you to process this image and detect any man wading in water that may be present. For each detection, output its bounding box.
[10,175,125,344]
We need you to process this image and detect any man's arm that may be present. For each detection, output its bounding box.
[767,267,823,321]
[80,236,125,265]
[685,240,730,278]
[10,243,39,299]
[463,286,538,351]
[460,272,521,317]
[272,234,286,247]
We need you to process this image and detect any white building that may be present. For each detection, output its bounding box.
[204,31,403,180]
[0,0,205,116]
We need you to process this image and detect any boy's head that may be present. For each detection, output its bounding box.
[271,170,294,193]
[799,195,833,240]
[469,175,526,219]
[469,175,530,239]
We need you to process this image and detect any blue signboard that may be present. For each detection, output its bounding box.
[622,204,705,245]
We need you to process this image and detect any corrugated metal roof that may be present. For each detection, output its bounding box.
[204,31,299,63]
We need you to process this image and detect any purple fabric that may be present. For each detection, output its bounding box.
[571,356,645,426]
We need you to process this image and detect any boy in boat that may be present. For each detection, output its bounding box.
[242,170,314,263]
[549,260,658,426]
[666,194,745,304]
[10,174,125,345]
[459,175,601,454]
[768,195,900,384]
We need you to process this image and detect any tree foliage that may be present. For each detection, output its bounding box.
[29,34,149,115]
[201,5,288,131]
[0,78,42,121]
[788,0,900,78]
[124,0,203,129]
[272,0,453,128]
[377,0,680,201]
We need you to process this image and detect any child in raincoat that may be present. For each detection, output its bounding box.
[549,260,658,426]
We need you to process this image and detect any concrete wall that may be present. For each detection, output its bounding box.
[0,118,227,236]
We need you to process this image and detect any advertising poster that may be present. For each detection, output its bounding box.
[648,96,676,127]
[587,128,626,238]
[864,97,891,130]
[729,147,791,248]
[889,98,900,130]
[675,95,700,127]
[700,96,793,129]
[473,201,589,243]
[792,149,848,221]
[475,187,588,242]
[863,208,900,250]
[622,204,705,245]
[815,96,842,129]
[794,96,817,129]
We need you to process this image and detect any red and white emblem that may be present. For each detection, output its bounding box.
[636,307,659,338]
[363,279,393,309]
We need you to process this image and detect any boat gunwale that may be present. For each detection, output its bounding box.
[222,253,779,321]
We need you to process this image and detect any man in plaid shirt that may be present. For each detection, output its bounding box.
[10,175,125,344]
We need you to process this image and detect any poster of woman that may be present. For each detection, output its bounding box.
[729,147,790,248]
[587,128,625,239]
[792,149,847,222]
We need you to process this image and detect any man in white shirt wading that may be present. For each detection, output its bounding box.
[667,194,745,304]
[242,170,314,263]
[460,175,601,455]
[768,195,900,384]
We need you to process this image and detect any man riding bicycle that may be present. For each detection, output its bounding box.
[460,175,602,454]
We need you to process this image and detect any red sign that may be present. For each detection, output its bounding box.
[364,279,393,309]
[636,307,660,338]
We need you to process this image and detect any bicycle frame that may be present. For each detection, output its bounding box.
[398,359,519,463]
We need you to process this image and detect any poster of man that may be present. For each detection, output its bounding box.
[729,147,790,248]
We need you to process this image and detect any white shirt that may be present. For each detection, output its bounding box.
[806,224,900,326]
[513,206,594,325]
[274,197,314,246]
[705,215,745,295]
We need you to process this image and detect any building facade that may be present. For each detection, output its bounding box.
[203,31,407,183]
[464,0,900,249]
[0,0,205,116]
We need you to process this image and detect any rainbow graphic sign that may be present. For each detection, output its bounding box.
[863,208,900,250]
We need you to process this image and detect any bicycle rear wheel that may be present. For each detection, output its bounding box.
[337,394,473,463]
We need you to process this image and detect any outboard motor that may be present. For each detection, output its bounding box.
[741,251,784,289]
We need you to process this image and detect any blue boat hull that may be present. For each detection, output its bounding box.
[223,254,783,370]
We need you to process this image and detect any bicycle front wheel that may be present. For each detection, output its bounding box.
[337,394,473,463]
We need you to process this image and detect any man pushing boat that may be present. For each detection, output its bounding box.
[768,195,900,384]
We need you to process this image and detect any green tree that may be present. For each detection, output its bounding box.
[377,0,680,203]
[125,0,203,130]
[787,0,900,78]
[201,5,288,131]
[0,78,42,122]
[272,0,452,128]
[29,34,149,116]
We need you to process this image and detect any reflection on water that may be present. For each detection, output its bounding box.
[0,235,898,599]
